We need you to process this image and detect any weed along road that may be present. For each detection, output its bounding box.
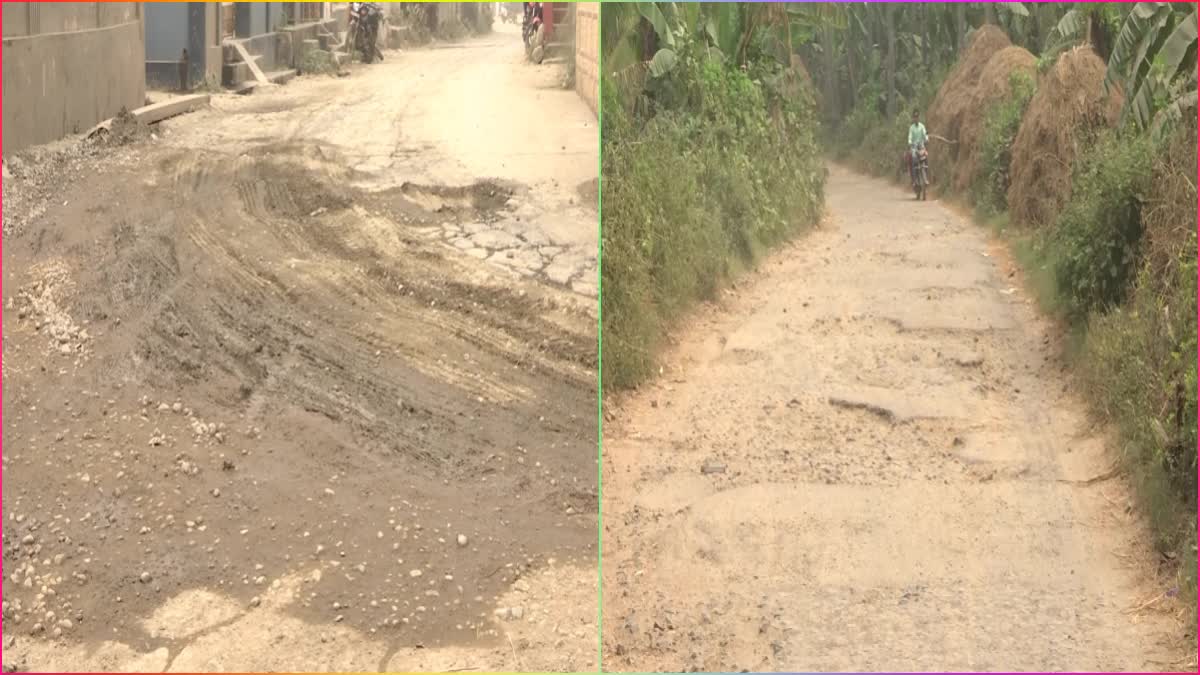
[601,165,1180,672]
[2,20,597,673]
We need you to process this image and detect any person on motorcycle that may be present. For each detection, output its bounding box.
[347,2,384,63]
[522,2,544,53]
[523,2,543,29]
[907,109,928,184]
[363,2,383,52]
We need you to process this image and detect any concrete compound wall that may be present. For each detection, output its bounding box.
[574,2,599,117]
[2,2,146,155]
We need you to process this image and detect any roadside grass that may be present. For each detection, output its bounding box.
[980,124,1197,635]
[1076,248,1198,629]
[299,49,338,76]
[602,53,825,392]
[1006,228,1066,319]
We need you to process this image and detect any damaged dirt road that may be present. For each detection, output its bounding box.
[3,28,597,673]
[602,166,1183,672]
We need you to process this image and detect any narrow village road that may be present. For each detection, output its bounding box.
[601,165,1181,672]
[3,24,597,673]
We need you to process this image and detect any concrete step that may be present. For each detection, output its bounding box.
[222,61,252,86]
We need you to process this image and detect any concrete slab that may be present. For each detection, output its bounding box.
[85,94,211,137]
[133,93,212,125]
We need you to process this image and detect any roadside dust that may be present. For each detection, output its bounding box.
[601,165,1183,672]
[3,27,597,673]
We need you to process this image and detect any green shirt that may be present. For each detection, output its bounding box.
[908,122,928,148]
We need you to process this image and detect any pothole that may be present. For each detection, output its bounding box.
[399,180,516,215]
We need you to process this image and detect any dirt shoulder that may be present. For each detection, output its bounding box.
[601,165,1185,672]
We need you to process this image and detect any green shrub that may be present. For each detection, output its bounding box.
[833,106,880,159]
[1090,246,1198,498]
[299,48,337,75]
[1080,125,1199,509]
[602,115,716,387]
[973,70,1036,216]
[1079,236,1197,596]
[1065,126,1196,627]
[1048,130,1155,319]
[850,109,910,177]
[602,38,825,391]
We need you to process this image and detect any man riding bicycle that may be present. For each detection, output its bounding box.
[907,109,928,184]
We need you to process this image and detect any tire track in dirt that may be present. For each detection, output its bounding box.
[601,165,1181,672]
[3,135,594,671]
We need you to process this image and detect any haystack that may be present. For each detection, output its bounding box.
[951,46,1036,192]
[1007,46,1123,228]
[926,25,1013,177]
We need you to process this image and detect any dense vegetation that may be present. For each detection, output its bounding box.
[815,1,1198,626]
[601,3,826,390]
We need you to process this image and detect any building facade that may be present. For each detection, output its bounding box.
[2,2,146,154]
[2,2,549,153]
[146,3,339,90]
[144,3,222,90]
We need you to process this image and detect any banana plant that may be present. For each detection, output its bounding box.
[1044,3,1128,59]
[1105,3,1198,131]
[606,2,844,83]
